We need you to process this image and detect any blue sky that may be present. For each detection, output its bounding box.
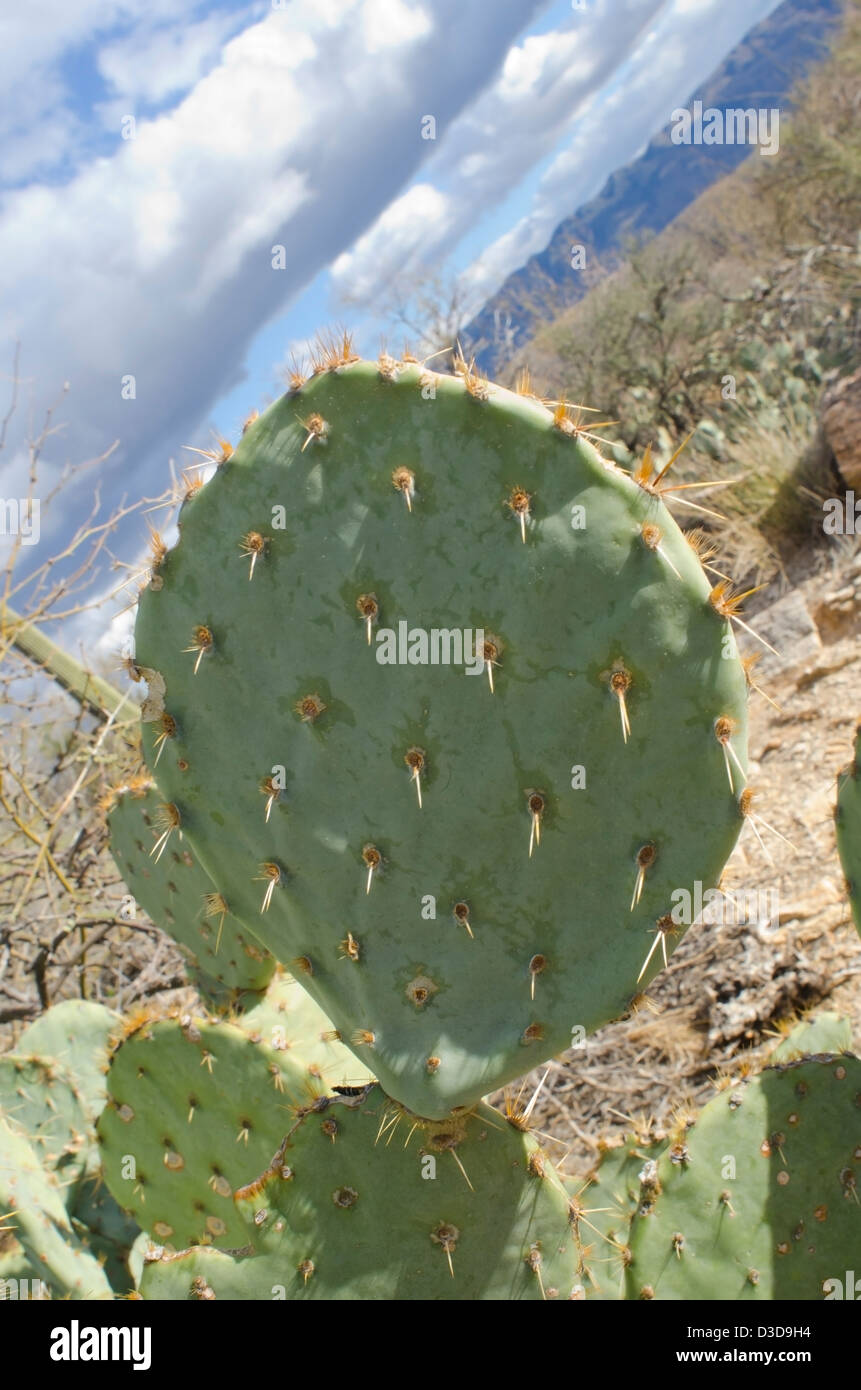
[0,0,782,646]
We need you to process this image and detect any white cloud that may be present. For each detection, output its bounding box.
[330,0,783,318]
[332,183,453,301]
[361,0,432,51]
[97,9,255,108]
[0,0,193,182]
[330,0,666,307]
[0,0,549,589]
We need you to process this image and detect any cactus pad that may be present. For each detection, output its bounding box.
[17,999,119,1127]
[625,1055,861,1299]
[0,1054,93,1190]
[0,1120,112,1300]
[139,1242,249,1299]
[135,356,749,1118]
[236,974,373,1090]
[769,1013,852,1064]
[97,1016,306,1250]
[107,777,274,1005]
[142,1084,579,1300]
[570,1130,664,1299]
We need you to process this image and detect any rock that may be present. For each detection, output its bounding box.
[740,589,821,679]
[822,367,861,490]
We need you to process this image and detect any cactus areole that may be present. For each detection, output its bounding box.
[135,354,749,1119]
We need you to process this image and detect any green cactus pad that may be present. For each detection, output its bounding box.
[625,1056,861,1299]
[0,1120,112,1300]
[142,1084,579,1300]
[836,726,861,937]
[570,1131,665,1299]
[17,1000,119,1127]
[0,1241,50,1299]
[236,974,374,1090]
[139,1242,250,1299]
[769,1013,852,1064]
[107,777,275,1006]
[69,1175,142,1296]
[135,356,749,1118]
[0,1054,93,1189]
[97,1016,306,1250]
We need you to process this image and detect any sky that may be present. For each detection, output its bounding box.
[0,0,783,650]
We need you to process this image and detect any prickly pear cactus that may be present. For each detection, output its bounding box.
[68,1174,142,1296]
[0,1120,112,1300]
[570,1128,664,1299]
[0,1053,93,1191]
[16,999,119,1126]
[107,776,274,1006]
[836,724,861,936]
[769,1013,852,1064]
[141,1084,579,1300]
[1,1001,141,1296]
[625,1055,861,1299]
[134,352,749,1118]
[236,973,373,1090]
[97,1015,306,1250]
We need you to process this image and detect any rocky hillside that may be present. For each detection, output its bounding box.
[464,0,844,375]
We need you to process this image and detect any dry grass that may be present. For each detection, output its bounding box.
[0,349,192,1038]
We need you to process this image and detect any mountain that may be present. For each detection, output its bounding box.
[464,0,845,377]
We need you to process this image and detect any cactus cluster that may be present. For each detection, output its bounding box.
[139,1085,579,1300]
[6,346,861,1302]
[0,1001,140,1299]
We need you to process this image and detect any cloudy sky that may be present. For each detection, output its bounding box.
[0,0,782,640]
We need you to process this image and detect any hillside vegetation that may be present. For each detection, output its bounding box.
[507,0,861,580]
